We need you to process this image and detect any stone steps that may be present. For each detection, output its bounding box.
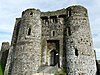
[36,65,58,75]
[34,73,54,75]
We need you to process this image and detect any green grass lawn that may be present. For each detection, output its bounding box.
[0,64,3,75]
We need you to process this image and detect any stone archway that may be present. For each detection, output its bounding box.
[50,50,58,66]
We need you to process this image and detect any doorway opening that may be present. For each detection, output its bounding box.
[47,40,60,67]
[50,50,58,66]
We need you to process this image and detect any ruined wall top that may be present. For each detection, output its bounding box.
[66,5,87,12]
[20,5,87,18]
[22,8,40,18]
[41,5,88,17]
[1,42,10,52]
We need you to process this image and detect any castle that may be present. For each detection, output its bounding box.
[0,5,99,75]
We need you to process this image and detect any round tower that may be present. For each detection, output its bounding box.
[63,5,97,75]
[11,8,42,75]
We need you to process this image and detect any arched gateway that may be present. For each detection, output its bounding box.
[50,50,58,66]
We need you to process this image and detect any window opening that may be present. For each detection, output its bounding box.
[68,10,71,17]
[41,16,48,24]
[28,28,31,35]
[50,16,57,23]
[47,40,60,67]
[53,19,58,23]
[67,27,71,36]
[50,50,58,66]
[53,31,55,36]
[30,12,33,15]
[75,48,78,56]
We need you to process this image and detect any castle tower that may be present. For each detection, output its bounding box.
[5,9,42,75]
[63,6,97,75]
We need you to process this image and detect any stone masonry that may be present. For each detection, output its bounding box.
[97,60,100,75]
[0,42,9,74]
[2,5,97,75]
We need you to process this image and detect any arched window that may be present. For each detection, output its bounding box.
[28,28,31,35]
[53,31,55,36]
[51,30,56,36]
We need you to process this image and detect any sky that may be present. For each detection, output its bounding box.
[0,0,100,60]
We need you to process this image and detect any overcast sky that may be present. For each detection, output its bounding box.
[0,0,100,60]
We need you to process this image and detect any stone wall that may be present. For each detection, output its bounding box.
[0,42,9,73]
[4,18,21,75]
[97,60,100,75]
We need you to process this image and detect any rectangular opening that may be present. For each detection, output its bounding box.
[67,27,71,36]
[47,40,60,67]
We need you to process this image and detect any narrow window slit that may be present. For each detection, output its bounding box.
[53,31,55,36]
[75,48,78,56]
[67,27,71,36]
[68,10,71,17]
[28,28,31,35]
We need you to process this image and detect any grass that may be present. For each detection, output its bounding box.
[0,64,3,75]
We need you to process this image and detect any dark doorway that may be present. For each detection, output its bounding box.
[47,40,60,67]
[50,50,58,66]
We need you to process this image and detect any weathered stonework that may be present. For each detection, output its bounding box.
[64,6,97,75]
[0,42,9,74]
[97,60,100,75]
[2,5,97,75]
